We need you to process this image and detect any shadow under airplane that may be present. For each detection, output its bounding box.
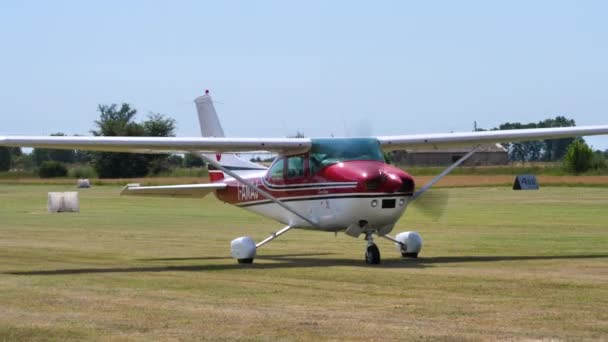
[5,253,607,276]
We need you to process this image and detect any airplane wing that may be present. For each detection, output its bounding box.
[121,183,227,198]
[377,125,608,151]
[2,125,608,154]
[0,136,311,154]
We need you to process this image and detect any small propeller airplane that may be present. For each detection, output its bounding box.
[2,90,608,264]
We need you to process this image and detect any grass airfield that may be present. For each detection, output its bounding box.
[0,184,607,341]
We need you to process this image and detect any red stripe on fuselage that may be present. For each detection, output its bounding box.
[214,160,415,205]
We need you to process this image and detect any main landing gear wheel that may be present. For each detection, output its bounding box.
[237,258,254,264]
[365,244,381,265]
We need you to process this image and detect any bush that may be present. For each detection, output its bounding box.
[564,140,594,174]
[68,165,98,179]
[38,161,68,178]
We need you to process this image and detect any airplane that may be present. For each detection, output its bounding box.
[2,90,608,265]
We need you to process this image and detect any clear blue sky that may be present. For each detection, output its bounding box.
[2,0,607,149]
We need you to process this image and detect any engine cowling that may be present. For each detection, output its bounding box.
[230,236,256,263]
[395,231,423,258]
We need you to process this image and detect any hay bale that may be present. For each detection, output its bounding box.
[47,192,80,213]
[77,179,91,188]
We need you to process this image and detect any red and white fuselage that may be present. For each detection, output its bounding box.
[214,159,415,232]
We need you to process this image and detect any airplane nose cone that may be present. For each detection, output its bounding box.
[363,171,404,193]
[381,172,403,193]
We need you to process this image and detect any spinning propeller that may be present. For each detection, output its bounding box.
[410,188,450,220]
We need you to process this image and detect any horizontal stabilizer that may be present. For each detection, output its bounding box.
[121,183,226,198]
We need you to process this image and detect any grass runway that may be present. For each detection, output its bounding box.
[0,184,607,340]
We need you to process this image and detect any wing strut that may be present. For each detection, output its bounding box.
[256,225,294,248]
[379,233,403,246]
[200,155,319,228]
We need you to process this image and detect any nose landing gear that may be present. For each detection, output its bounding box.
[364,233,381,264]
[362,231,424,264]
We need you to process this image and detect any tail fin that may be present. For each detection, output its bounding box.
[194,91,267,182]
[194,90,225,138]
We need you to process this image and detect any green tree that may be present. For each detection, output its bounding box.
[144,113,176,137]
[0,147,10,171]
[564,140,594,174]
[91,104,177,178]
[93,104,143,137]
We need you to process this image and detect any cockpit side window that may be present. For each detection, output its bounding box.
[286,155,306,179]
[268,158,285,181]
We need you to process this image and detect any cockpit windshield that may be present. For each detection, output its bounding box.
[310,138,385,173]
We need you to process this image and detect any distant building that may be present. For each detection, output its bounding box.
[391,144,509,166]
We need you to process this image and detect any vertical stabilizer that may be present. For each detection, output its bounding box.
[193,91,267,181]
[194,91,225,137]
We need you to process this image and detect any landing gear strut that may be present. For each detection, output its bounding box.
[364,233,381,264]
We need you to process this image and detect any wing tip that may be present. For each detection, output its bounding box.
[120,183,141,196]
